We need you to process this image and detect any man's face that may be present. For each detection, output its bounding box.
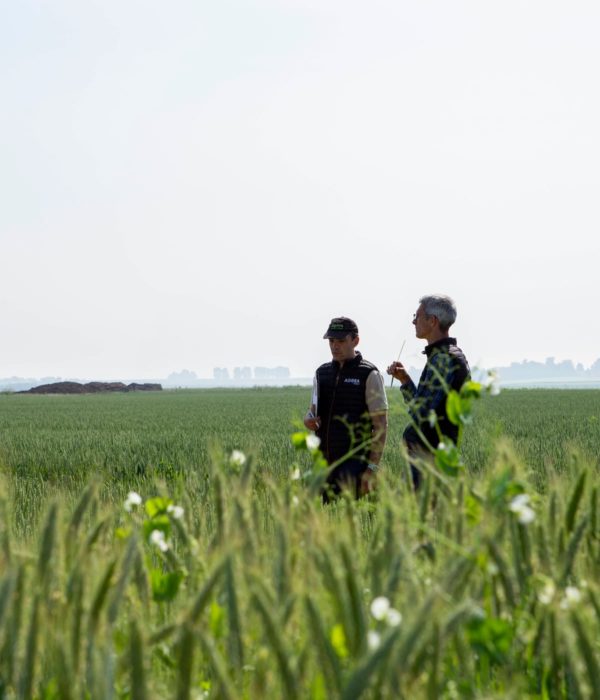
[328,334,359,363]
[412,304,436,340]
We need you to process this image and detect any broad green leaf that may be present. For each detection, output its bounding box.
[291,431,308,449]
[467,616,513,665]
[150,569,183,602]
[145,497,173,519]
[446,390,463,426]
[115,526,131,540]
[460,380,482,399]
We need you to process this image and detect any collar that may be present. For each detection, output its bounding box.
[333,351,362,369]
[423,337,456,356]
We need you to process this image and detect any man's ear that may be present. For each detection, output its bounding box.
[352,335,360,348]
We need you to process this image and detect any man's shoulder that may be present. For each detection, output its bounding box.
[358,357,378,372]
[428,340,467,360]
[427,342,470,381]
[446,342,469,367]
[316,361,334,372]
[316,361,335,379]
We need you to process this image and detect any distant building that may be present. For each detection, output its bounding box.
[233,367,252,380]
[495,357,600,384]
[167,369,198,385]
[254,366,291,379]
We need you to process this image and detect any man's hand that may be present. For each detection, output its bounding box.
[386,361,410,385]
[303,412,321,431]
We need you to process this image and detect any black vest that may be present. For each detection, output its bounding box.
[315,352,377,465]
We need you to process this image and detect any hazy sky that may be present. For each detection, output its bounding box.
[2,0,599,379]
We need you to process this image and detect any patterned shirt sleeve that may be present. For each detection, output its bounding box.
[400,378,416,402]
[402,351,455,424]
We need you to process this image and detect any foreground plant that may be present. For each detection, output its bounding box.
[0,435,599,698]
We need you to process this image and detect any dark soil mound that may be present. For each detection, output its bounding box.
[22,381,162,394]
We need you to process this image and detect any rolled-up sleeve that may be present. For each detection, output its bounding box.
[366,371,388,414]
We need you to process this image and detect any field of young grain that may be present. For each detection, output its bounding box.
[0,387,599,698]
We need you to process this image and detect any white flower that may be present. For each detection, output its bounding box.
[370,596,391,621]
[230,449,246,466]
[509,494,536,524]
[291,495,299,507]
[124,491,142,512]
[483,370,501,396]
[560,586,582,609]
[487,562,499,577]
[306,434,321,451]
[437,442,446,452]
[445,680,460,700]
[538,581,556,606]
[518,506,535,524]
[386,608,402,627]
[367,631,381,650]
[149,529,169,552]
[291,468,301,481]
[471,605,486,621]
[509,494,530,510]
[167,504,184,520]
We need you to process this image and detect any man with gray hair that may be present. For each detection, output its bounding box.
[387,294,470,489]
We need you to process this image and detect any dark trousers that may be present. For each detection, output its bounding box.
[406,442,424,491]
[322,459,367,503]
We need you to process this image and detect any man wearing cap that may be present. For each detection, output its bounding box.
[387,294,470,489]
[304,317,388,501]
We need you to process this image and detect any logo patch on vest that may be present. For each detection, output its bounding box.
[344,377,360,385]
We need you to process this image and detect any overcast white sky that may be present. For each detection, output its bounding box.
[2,0,599,379]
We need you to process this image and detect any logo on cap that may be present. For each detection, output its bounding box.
[323,316,359,339]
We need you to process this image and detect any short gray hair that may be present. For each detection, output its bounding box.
[419,294,457,331]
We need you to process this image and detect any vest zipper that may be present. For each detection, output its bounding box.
[326,365,342,462]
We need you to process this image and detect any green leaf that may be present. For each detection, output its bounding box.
[311,673,328,700]
[143,515,171,542]
[291,432,308,450]
[434,442,463,477]
[115,526,131,540]
[330,624,349,659]
[467,616,513,665]
[446,390,463,427]
[460,380,482,399]
[487,470,524,508]
[209,600,225,638]
[465,493,482,525]
[145,497,173,519]
[150,569,183,602]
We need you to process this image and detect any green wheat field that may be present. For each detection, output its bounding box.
[0,387,599,698]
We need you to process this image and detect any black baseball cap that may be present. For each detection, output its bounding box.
[323,317,359,339]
